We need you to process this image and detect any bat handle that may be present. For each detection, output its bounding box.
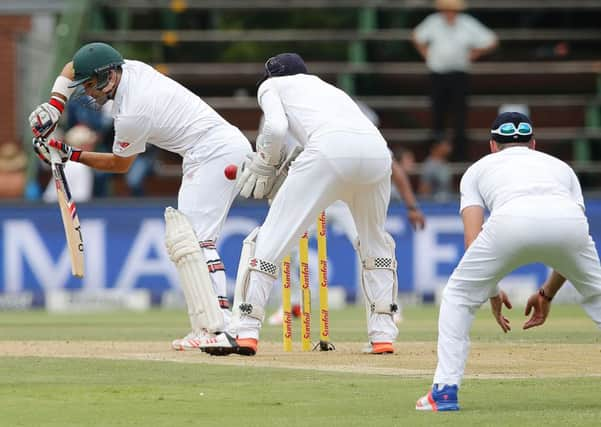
[48,145,62,165]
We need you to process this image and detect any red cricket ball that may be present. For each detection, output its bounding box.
[224,164,238,180]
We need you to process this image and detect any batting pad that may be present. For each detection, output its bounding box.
[165,207,224,333]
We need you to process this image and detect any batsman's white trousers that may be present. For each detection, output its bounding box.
[434,196,601,386]
[238,130,399,343]
[178,125,251,241]
[177,125,251,301]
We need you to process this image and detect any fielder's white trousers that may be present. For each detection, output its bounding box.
[238,130,399,343]
[434,197,601,386]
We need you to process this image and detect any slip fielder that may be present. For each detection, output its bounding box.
[416,112,601,411]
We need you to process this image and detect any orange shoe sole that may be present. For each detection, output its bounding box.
[236,338,258,356]
[371,342,394,354]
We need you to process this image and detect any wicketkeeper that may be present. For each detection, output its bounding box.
[200,53,401,356]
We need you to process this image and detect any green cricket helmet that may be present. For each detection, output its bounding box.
[68,42,124,89]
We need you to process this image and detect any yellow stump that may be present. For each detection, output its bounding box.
[281,255,292,352]
[299,231,312,351]
[317,211,330,347]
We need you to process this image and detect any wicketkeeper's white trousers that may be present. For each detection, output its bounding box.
[237,130,399,343]
[434,197,601,386]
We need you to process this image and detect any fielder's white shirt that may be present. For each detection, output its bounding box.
[460,146,584,214]
[414,13,496,73]
[110,60,230,157]
[257,74,380,153]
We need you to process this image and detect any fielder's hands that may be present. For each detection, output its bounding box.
[407,208,426,231]
[237,153,277,199]
[29,102,62,139]
[266,144,303,201]
[490,290,512,333]
[523,290,550,330]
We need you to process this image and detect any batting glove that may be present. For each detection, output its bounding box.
[236,153,277,199]
[32,138,53,165]
[48,138,82,163]
[29,101,63,139]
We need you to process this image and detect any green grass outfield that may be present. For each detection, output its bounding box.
[1,305,600,427]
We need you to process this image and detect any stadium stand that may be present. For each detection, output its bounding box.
[18,0,601,195]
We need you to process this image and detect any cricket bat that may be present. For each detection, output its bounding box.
[50,148,85,278]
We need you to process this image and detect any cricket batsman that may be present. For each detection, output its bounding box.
[29,42,251,350]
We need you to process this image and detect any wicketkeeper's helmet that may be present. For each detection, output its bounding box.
[257,52,308,87]
[68,42,125,89]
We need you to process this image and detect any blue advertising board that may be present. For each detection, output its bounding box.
[2,199,601,304]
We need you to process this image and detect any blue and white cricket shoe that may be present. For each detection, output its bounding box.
[416,384,460,411]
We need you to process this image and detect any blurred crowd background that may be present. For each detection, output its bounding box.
[0,0,600,203]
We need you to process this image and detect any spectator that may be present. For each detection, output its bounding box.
[397,147,416,175]
[534,41,570,60]
[43,125,98,203]
[67,96,114,197]
[419,138,453,202]
[412,0,498,161]
[0,142,27,198]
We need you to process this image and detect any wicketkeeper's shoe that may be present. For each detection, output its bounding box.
[200,332,257,356]
[171,331,213,351]
[415,384,459,412]
[362,341,394,354]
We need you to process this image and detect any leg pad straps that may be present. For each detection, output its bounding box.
[237,256,278,322]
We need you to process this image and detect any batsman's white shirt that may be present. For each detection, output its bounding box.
[109,60,250,239]
[435,146,601,387]
[237,75,399,343]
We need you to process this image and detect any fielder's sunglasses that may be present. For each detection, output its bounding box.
[491,122,533,136]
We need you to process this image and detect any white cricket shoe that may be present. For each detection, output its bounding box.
[171,331,215,351]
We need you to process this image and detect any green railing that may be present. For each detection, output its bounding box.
[574,74,601,162]
[338,6,377,95]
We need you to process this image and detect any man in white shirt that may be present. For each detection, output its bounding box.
[413,0,497,160]
[200,53,401,356]
[416,112,601,411]
[29,42,251,351]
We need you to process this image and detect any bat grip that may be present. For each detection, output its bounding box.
[48,146,62,165]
